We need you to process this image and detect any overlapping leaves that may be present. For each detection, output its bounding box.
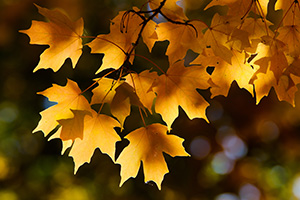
[21,0,300,190]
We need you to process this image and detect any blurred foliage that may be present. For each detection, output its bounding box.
[2,0,300,199]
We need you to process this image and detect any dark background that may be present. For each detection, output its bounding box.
[1,0,300,199]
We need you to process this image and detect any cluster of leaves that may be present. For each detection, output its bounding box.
[20,0,300,189]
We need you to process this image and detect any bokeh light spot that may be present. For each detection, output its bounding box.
[190,136,211,160]
[215,193,239,200]
[292,176,300,198]
[222,135,247,160]
[211,152,234,175]
[239,183,260,200]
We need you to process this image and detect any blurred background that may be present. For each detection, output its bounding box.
[1,0,300,199]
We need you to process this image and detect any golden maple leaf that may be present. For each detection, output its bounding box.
[192,48,256,98]
[125,70,158,113]
[88,8,157,73]
[251,56,300,106]
[116,123,189,190]
[19,4,84,72]
[277,25,300,57]
[33,79,90,137]
[151,60,210,130]
[91,78,143,127]
[250,36,288,81]
[205,0,269,18]
[49,108,121,173]
[156,21,206,65]
[203,14,240,64]
[275,0,300,26]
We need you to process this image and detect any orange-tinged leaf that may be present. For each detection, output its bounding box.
[251,36,288,81]
[19,4,83,72]
[91,78,123,105]
[203,14,240,64]
[57,109,90,141]
[205,0,268,17]
[152,60,210,130]
[125,70,158,113]
[251,66,299,106]
[33,79,90,136]
[241,17,273,53]
[88,8,154,73]
[192,49,256,98]
[277,25,300,57]
[275,0,300,26]
[251,66,276,104]
[141,19,158,52]
[69,109,121,173]
[91,78,143,127]
[116,123,189,190]
[229,28,251,51]
[148,0,188,22]
[156,21,206,64]
[110,82,144,127]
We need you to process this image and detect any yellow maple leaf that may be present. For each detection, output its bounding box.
[251,65,300,106]
[19,4,84,72]
[203,14,241,64]
[125,70,158,113]
[67,109,121,173]
[192,49,256,98]
[152,60,210,130]
[251,36,288,81]
[275,0,300,26]
[91,78,143,127]
[240,17,273,53]
[205,0,268,18]
[156,21,206,64]
[88,8,157,73]
[33,79,90,137]
[49,108,121,173]
[91,78,123,105]
[277,25,300,57]
[110,82,144,127]
[116,123,189,190]
[57,109,91,141]
[148,0,188,22]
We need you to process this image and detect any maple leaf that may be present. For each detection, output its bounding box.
[125,70,158,113]
[49,108,121,173]
[57,109,91,141]
[33,79,90,138]
[277,25,300,57]
[88,8,157,73]
[151,60,210,130]
[110,82,144,127]
[148,0,188,22]
[203,14,240,64]
[192,48,256,98]
[156,21,206,65]
[116,123,190,190]
[240,17,273,53]
[275,0,300,26]
[91,78,124,105]
[250,36,288,81]
[205,0,269,18]
[68,109,121,173]
[252,56,300,105]
[19,4,84,72]
[91,78,143,127]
